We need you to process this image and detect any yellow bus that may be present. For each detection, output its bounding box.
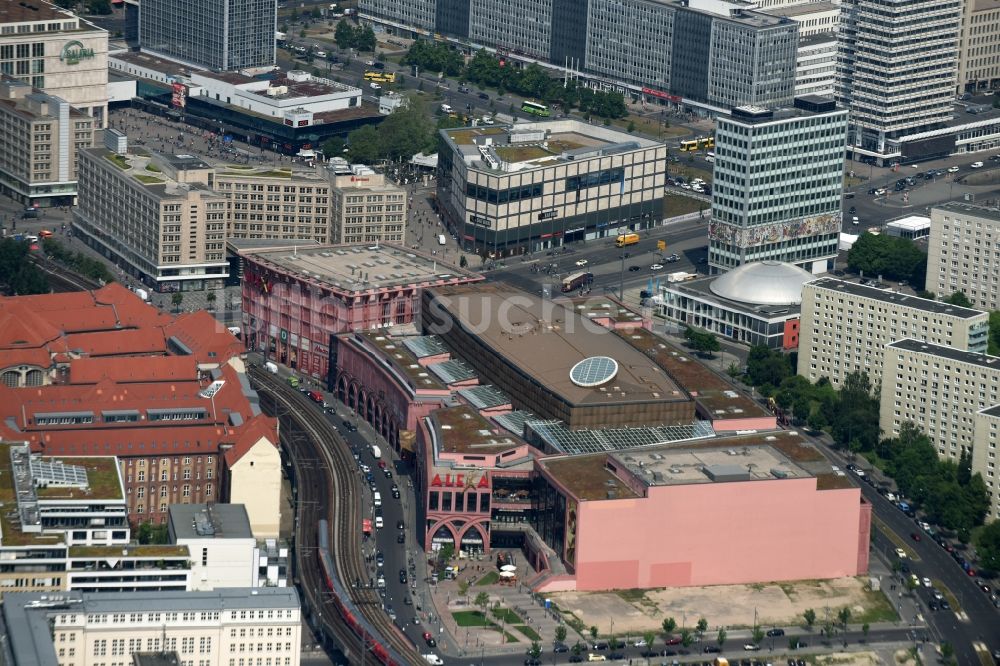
[363,71,396,83]
[680,139,699,152]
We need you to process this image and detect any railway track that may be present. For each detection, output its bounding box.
[250,367,423,665]
[29,255,102,292]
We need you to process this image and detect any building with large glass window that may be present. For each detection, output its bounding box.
[139,0,276,71]
[708,95,847,274]
[436,119,666,255]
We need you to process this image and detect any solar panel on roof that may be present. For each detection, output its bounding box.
[30,459,89,488]
[569,356,619,387]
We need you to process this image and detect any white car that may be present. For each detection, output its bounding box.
[948,166,960,173]
[370,82,382,90]
[681,183,691,189]
[852,216,859,225]
[366,59,376,66]
[650,264,664,271]
[632,639,647,647]
[316,51,327,57]
[744,644,761,651]
[922,577,933,588]
[875,187,887,195]
[423,655,444,665]
[575,259,589,267]
[895,547,907,559]
[971,161,984,169]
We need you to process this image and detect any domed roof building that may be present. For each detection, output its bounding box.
[709,261,815,306]
[658,261,814,350]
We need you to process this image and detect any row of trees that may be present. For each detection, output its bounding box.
[684,326,721,356]
[324,102,437,165]
[333,20,376,52]
[0,238,49,295]
[404,44,629,119]
[42,238,115,284]
[846,232,927,289]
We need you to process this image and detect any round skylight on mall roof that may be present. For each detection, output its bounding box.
[569,356,619,387]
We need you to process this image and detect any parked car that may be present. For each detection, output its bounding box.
[948,166,960,173]
[650,264,664,271]
[766,628,785,637]
[744,644,762,651]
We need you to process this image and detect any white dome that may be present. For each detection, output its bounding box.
[709,261,814,306]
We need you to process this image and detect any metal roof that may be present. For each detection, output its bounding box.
[457,385,511,410]
[494,410,537,436]
[427,359,477,385]
[524,419,715,455]
[401,335,448,358]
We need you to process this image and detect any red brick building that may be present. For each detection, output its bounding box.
[0,284,278,528]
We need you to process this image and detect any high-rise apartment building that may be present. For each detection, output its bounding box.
[708,96,847,274]
[957,0,1000,95]
[880,339,1000,520]
[926,202,1000,310]
[0,0,108,127]
[798,277,989,389]
[0,78,94,207]
[2,588,302,666]
[836,0,961,163]
[330,173,407,244]
[73,149,229,291]
[139,0,276,71]
[361,0,798,111]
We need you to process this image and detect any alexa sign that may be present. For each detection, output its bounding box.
[430,472,490,489]
[61,41,96,65]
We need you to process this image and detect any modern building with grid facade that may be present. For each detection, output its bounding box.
[436,120,666,255]
[360,0,797,112]
[957,0,1000,95]
[73,149,229,292]
[2,588,301,666]
[926,202,1000,310]
[0,77,94,207]
[798,277,990,389]
[880,339,1000,521]
[836,0,961,163]
[708,96,847,274]
[330,173,407,244]
[0,1,108,128]
[215,168,334,244]
[139,0,276,71]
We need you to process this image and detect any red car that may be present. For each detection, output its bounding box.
[910,533,921,541]
[423,632,437,648]
[378,460,387,469]
[664,637,682,646]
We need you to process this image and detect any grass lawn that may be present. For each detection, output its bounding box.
[491,608,523,624]
[663,194,707,218]
[476,571,499,586]
[515,625,541,641]
[104,154,130,170]
[133,174,164,185]
[453,611,493,627]
[853,588,900,624]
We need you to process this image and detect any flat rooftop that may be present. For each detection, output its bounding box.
[442,119,661,172]
[432,405,526,456]
[111,51,194,78]
[933,201,1000,223]
[540,431,853,500]
[168,503,252,540]
[357,332,445,390]
[888,339,1000,369]
[806,278,986,319]
[885,215,931,231]
[726,96,843,125]
[34,456,124,501]
[427,285,684,407]
[85,147,219,197]
[615,328,768,418]
[0,0,73,23]
[240,243,480,293]
[566,295,648,325]
[759,0,837,17]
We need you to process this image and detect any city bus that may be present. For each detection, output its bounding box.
[521,100,550,117]
[561,271,593,292]
[363,71,396,83]
[680,139,700,152]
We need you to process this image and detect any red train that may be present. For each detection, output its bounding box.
[316,520,408,666]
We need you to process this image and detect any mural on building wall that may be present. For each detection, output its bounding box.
[708,212,842,246]
[564,498,578,567]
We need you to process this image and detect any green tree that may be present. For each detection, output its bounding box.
[355,25,376,52]
[975,518,1000,570]
[988,310,1000,356]
[716,628,727,648]
[695,618,708,642]
[206,291,216,309]
[345,124,383,164]
[803,608,816,630]
[679,629,693,648]
[745,345,792,387]
[751,626,764,645]
[846,232,927,288]
[661,617,676,636]
[837,607,851,633]
[861,623,870,642]
[334,20,355,49]
[474,591,490,613]
[684,326,720,355]
[943,290,974,308]
[85,0,112,14]
[555,626,567,645]
[941,641,955,665]
[627,120,636,133]
[589,626,598,641]
[322,136,347,157]
[642,631,656,654]
[528,642,541,659]
[459,254,468,268]
[572,642,583,656]
[171,292,184,312]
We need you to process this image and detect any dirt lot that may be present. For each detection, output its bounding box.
[551,577,896,634]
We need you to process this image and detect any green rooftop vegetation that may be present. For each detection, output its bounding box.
[220,169,293,179]
[145,163,161,173]
[68,544,189,559]
[105,153,131,170]
[133,174,165,185]
[494,138,585,164]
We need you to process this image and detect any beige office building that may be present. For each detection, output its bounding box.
[881,339,1000,520]
[215,167,333,244]
[330,172,407,244]
[2,588,301,666]
[798,277,989,388]
[0,78,94,207]
[0,0,108,127]
[73,149,229,291]
[927,203,1000,310]
[957,0,1000,94]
